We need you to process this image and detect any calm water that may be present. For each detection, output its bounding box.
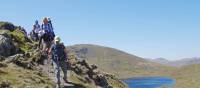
[123,77,175,88]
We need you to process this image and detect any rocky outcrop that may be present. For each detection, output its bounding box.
[0,31,17,57]
[0,22,15,31]
[70,59,110,87]
[68,54,127,88]
[0,81,12,88]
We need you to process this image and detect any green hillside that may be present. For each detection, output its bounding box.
[67,44,174,79]
[67,44,200,88]
[171,64,200,88]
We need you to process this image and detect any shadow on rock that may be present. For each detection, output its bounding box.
[63,81,86,88]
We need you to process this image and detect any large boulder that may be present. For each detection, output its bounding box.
[0,32,16,56]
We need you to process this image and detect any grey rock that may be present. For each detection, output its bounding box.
[0,62,7,68]
[0,80,12,88]
[0,55,5,61]
[0,33,16,57]
[5,54,24,63]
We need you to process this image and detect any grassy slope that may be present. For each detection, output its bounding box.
[68,44,200,88]
[67,44,175,79]
[171,64,200,88]
[0,63,55,88]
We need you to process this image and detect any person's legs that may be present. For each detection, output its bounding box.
[53,60,61,88]
[46,41,52,52]
[42,41,47,52]
[43,40,52,53]
[60,60,68,82]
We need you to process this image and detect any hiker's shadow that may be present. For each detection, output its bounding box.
[63,82,85,88]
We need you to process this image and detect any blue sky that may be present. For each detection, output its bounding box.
[0,0,200,60]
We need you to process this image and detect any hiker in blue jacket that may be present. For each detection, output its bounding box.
[41,17,55,39]
[39,18,53,52]
[48,36,68,88]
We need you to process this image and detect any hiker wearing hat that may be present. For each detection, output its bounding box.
[48,36,69,88]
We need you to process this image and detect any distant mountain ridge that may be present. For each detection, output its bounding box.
[149,58,170,65]
[149,57,200,67]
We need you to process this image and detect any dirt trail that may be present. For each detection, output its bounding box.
[40,59,75,88]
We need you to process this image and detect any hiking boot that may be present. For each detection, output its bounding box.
[56,85,61,88]
[63,77,69,83]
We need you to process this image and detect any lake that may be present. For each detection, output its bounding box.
[123,77,175,88]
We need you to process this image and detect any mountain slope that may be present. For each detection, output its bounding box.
[67,44,174,79]
[0,22,127,88]
[150,57,200,67]
[0,26,55,88]
[172,64,200,88]
[171,57,200,67]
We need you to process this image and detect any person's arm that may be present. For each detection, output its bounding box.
[41,24,44,29]
[62,43,69,61]
[48,46,52,56]
[33,25,35,30]
[64,47,69,54]
[61,43,68,54]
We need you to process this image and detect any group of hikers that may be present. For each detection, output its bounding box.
[31,17,55,52]
[30,17,68,88]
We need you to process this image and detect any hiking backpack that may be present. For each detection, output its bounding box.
[52,43,67,61]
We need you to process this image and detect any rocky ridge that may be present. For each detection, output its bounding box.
[0,22,127,88]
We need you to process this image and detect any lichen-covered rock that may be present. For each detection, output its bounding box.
[68,55,127,88]
[5,54,24,63]
[0,81,12,88]
[0,33,16,57]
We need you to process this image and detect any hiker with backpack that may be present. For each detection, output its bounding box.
[41,17,55,39]
[39,18,54,53]
[48,36,69,88]
[39,30,52,53]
